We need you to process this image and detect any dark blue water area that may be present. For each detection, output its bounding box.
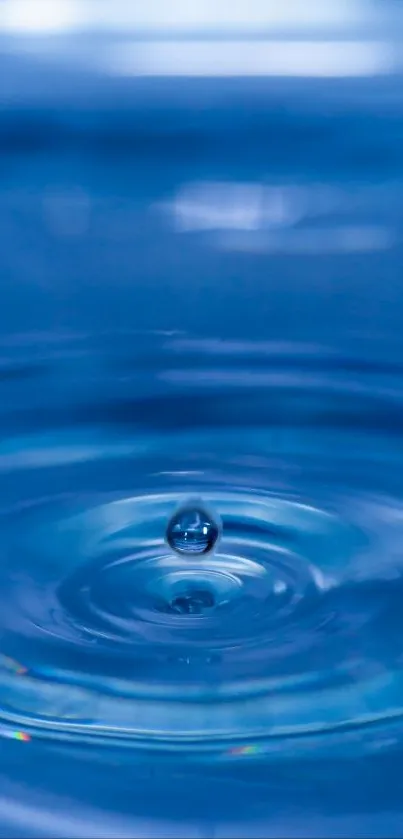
[1,51,403,836]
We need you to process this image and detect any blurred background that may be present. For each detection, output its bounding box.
[0,0,403,351]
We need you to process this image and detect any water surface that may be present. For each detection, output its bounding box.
[1,18,403,837]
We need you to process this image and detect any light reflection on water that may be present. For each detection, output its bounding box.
[1,3,403,837]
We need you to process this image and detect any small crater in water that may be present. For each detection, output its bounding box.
[168,588,216,615]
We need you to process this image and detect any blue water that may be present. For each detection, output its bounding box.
[2,21,403,837]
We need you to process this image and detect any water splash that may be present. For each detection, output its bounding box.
[167,587,216,615]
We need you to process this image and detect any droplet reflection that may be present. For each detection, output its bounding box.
[166,501,221,556]
[168,588,215,615]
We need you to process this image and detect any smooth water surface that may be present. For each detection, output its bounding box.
[2,6,403,836]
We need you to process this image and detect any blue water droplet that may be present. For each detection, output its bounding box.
[166,502,220,556]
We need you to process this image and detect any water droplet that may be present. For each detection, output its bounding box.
[166,501,220,556]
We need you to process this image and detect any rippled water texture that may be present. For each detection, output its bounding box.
[3,11,403,835]
[1,330,403,834]
[2,332,403,757]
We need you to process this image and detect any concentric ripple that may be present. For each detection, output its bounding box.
[1,334,403,762]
